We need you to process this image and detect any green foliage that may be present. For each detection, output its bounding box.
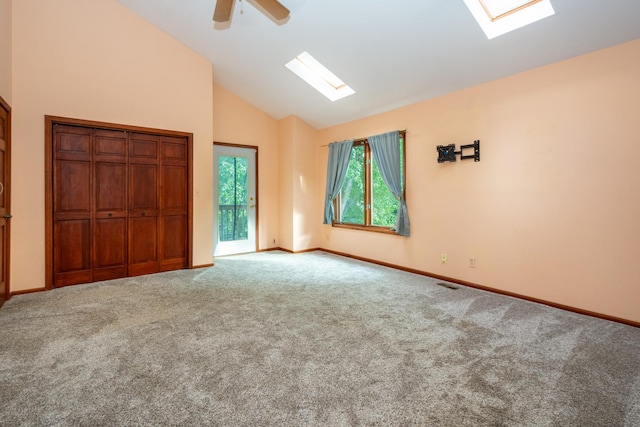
[338,139,404,228]
[339,146,365,224]
[371,160,399,227]
[218,156,248,240]
[218,156,248,205]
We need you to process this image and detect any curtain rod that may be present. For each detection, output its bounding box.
[321,129,406,147]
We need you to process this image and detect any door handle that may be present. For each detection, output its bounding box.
[249,204,255,208]
[3,213,11,219]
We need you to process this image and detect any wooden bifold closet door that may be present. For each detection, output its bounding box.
[52,123,188,287]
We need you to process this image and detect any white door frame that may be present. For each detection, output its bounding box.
[213,144,257,256]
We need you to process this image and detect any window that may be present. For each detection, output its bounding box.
[463,0,555,39]
[285,51,355,101]
[334,132,405,233]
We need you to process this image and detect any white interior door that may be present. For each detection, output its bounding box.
[214,145,257,256]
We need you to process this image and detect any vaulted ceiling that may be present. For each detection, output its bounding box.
[117,0,640,129]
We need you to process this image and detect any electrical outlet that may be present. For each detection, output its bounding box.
[469,257,476,268]
[441,253,447,264]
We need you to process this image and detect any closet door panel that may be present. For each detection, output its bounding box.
[159,215,186,271]
[55,127,91,161]
[54,219,92,286]
[55,161,91,214]
[128,216,158,276]
[53,125,92,287]
[130,138,157,159]
[161,165,187,211]
[93,130,128,281]
[95,131,126,158]
[95,162,126,212]
[128,133,160,275]
[162,138,187,162]
[93,218,127,281]
[159,136,188,270]
[129,163,157,210]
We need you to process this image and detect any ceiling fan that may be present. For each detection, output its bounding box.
[213,0,290,25]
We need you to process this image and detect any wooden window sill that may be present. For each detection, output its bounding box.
[332,223,398,235]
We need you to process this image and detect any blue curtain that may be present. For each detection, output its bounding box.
[368,131,410,236]
[323,139,354,224]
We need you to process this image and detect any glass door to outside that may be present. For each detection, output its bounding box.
[214,145,256,256]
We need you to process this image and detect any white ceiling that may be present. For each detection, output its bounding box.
[116,0,640,129]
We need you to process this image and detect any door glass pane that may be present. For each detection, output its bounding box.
[218,156,248,241]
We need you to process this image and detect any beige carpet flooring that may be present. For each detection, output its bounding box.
[1,250,639,426]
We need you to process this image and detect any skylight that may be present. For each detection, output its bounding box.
[285,52,355,102]
[463,0,555,39]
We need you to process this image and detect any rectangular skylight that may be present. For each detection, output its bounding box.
[285,52,355,102]
[463,0,555,39]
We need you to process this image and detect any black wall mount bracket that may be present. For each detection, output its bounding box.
[437,140,480,163]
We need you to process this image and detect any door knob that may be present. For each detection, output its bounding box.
[3,213,11,219]
[249,204,255,208]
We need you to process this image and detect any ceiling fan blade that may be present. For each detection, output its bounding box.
[253,0,290,20]
[213,0,234,23]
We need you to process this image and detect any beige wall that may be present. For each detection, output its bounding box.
[278,115,321,252]
[291,116,320,251]
[0,0,11,104]
[213,83,280,249]
[319,39,640,323]
[11,0,214,291]
[277,117,294,251]
[280,116,322,252]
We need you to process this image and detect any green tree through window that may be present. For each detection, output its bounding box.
[335,133,405,232]
[218,155,248,241]
[339,145,365,224]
